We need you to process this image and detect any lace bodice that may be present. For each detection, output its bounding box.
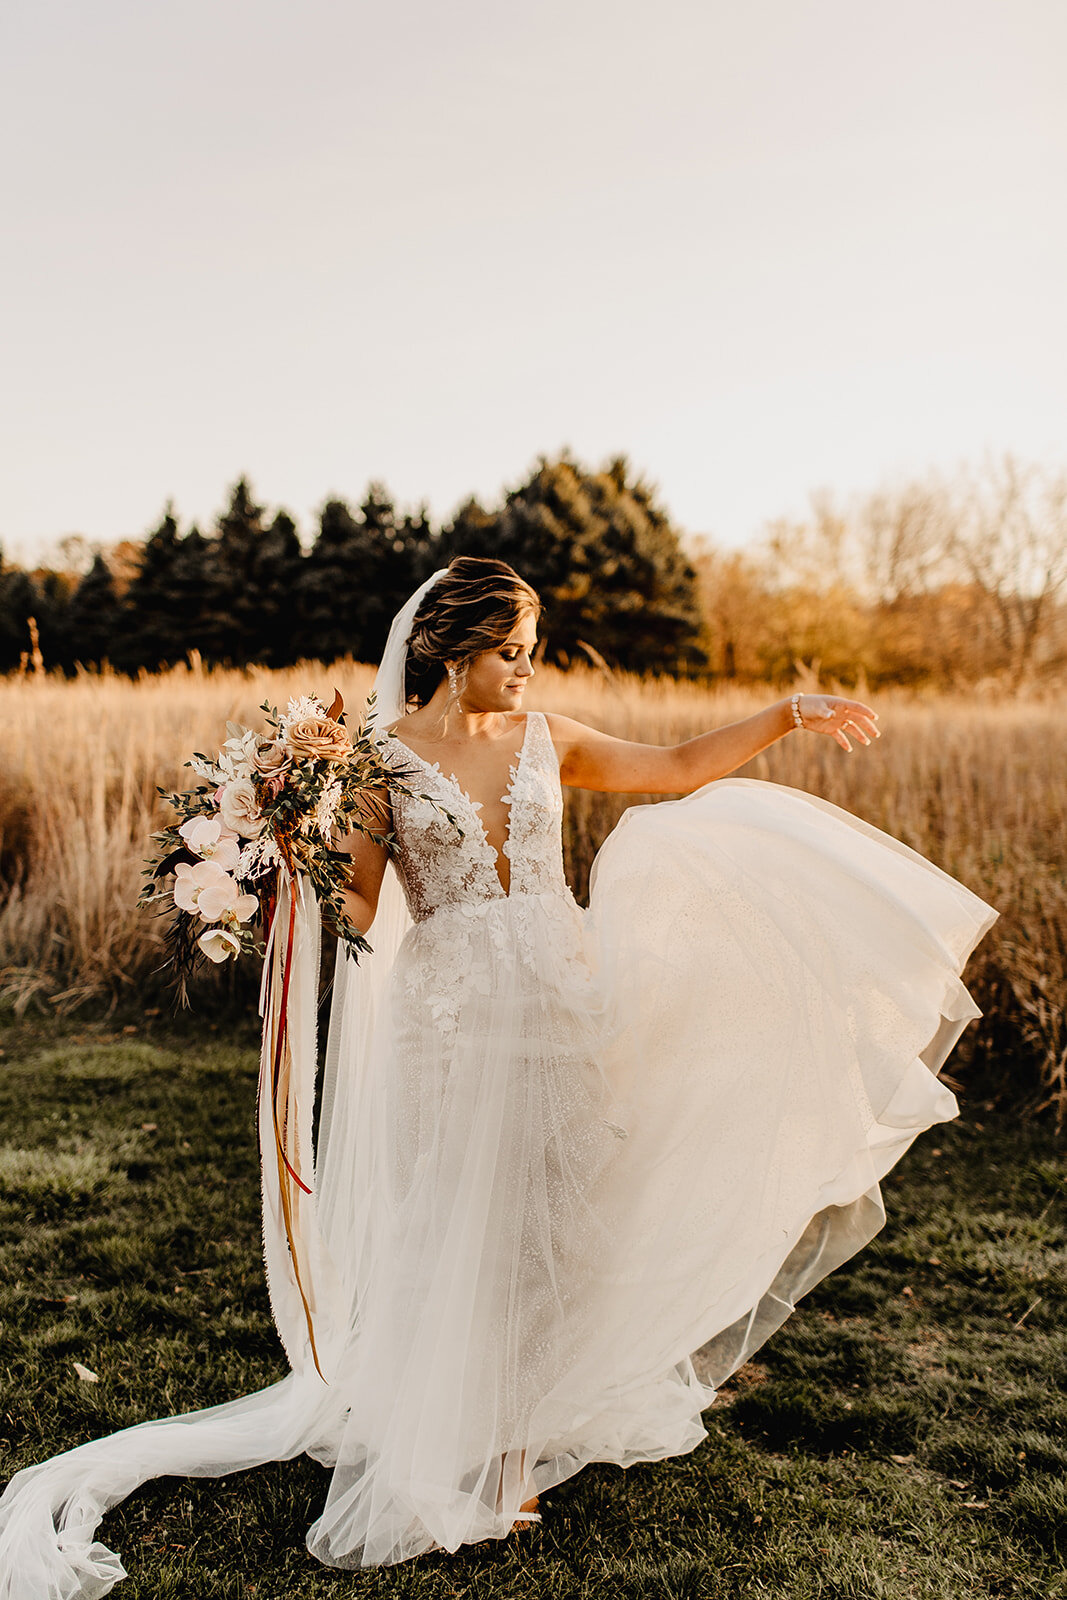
[382,712,569,923]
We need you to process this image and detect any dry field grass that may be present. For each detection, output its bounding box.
[0,663,1064,1121]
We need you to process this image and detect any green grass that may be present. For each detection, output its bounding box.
[1,1014,1064,1600]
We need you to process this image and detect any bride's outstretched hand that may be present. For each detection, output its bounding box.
[796,695,880,752]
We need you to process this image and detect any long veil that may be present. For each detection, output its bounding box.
[0,570,448,1600]
[311,569,446,1360]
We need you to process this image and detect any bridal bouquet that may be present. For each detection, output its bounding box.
[141,691,403,1001]
[142,691,443,1378]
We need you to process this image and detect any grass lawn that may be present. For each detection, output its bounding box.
[0,1015,1064,1600]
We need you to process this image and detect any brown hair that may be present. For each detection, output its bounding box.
[404,557,541,709]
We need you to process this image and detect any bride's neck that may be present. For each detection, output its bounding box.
[408,696,516,746]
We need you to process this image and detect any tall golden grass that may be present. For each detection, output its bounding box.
[1,663,1064,1122]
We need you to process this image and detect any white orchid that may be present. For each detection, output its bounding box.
[173,859,230,917]
[200,878,258,926]
[173,860,257,924]
[197,927,243,963]
[179,815,241,872]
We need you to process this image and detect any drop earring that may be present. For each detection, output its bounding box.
[447,665,458,696]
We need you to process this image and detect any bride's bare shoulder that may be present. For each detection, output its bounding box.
[382,715,434,748]
[541,711,597,741]
[540,712,602,765]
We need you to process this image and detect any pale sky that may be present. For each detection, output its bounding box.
[2,0,1065,563]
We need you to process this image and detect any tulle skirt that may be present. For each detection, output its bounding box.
[0,778,996,1593]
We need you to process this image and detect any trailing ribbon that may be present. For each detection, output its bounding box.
[258,872,331,1381]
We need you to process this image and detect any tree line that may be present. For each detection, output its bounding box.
[0,454,705,678]
[696,455,1067,688]
[3,451,1065,687]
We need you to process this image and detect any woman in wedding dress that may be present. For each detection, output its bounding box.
[0,557,996,1596]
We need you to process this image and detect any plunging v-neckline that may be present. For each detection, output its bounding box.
[385,714,536,897]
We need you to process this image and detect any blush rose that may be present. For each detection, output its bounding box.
[218,777,266,838]
[252,738,292,777]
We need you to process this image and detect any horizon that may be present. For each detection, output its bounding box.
[3,0,1065,563]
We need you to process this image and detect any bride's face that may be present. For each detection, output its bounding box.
[459,611,538,713]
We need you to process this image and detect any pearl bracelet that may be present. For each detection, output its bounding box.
[790,693,804,730]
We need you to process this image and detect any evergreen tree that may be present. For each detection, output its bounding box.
[63,553,121,668]
[116,508,180,670]
[116,508,213,671]
[257,510,305,668]
[9,455,701,679]
[366,495,444,653]
[294,486,441,663]
[352,484,403,659]
[447,454,705,673]
[0,551,42,672]
[25,568,73,671]
[293,497,368,661]
[199,478,270,664]
[169,526,212,660]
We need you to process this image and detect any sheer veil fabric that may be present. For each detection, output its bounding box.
[0,569,997,1596]
[0,572,442,1599]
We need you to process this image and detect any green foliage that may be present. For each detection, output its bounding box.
[0,552,43,671]
[62,553,122,669]
[292,487,442,663]
[5,456,703,679]
[140,692,449,1000]
[448,453,706,674]
[11,453,1066,687]
[1,1016,1064,1598]
[115,510,212,671]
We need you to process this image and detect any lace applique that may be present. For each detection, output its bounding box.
[382,714,576,1041]
[501,714,567,901]
[383,713,567,923]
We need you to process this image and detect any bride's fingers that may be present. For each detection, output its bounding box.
[810,700,881,746]
[848,710,880,738]
[797,696,881,750]
[837,723,871,750]
[813,704,880,751]
[831,700,879,726]
[837,714,878,747]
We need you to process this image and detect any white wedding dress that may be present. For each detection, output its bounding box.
[0,709,995,1595]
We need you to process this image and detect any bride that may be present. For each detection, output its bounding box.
[0,557,996,1594]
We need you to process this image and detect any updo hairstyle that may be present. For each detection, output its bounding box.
[404,557,541,710]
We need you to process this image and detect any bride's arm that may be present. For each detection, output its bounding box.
[336,787,392,932]
[545,695,880,795]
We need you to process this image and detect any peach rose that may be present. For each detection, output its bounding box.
[284,714,352,764]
